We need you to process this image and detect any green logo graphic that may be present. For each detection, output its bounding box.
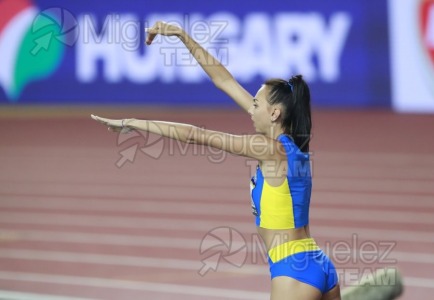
[0,6,78,101]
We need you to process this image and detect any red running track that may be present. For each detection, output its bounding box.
[0,108,433,299]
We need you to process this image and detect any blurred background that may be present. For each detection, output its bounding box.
[0,0,433,299]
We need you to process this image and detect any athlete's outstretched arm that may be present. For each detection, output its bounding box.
[91,115,284,162]
[146,21,253,112]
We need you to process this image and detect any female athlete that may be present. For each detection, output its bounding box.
[92,21,341,300]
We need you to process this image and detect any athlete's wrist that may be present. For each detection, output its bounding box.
[122,118,135,128]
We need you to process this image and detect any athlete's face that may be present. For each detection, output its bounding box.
[248,85,274,134]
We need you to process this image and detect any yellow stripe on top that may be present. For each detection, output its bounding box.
[260,177,295,229]
[268,238,320,263]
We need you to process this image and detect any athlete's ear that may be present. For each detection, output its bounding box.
[271,108,281,122]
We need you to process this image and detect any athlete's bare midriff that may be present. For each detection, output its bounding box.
[257,224,311,251]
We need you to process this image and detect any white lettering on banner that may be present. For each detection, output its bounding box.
[314,13,352,81]
[76,12,352,84]
[427,5,434,48]
[231,13,275,81]
[274,14,317,80]
[77,14,122,83]
[274,13,351,81]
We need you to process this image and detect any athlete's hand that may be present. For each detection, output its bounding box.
[91,114,133,134]
[145,21,183,45]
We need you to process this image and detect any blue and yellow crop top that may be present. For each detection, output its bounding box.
[250,134,312,229]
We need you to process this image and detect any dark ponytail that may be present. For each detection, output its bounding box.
[264,75,312,152]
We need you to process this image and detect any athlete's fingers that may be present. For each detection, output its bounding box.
[145,21,168,45]
[91,114,104,124]
[91,114,106,122]
[145,27,158,45]
[146,30,157,45]
[91,114,107,124]
[91,114,114,127]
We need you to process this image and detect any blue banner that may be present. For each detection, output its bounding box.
[0,0,390,108]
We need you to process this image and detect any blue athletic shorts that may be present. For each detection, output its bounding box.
[267,238,338,294]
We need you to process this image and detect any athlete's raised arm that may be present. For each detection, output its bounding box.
[146,21,252,112]
[91,114,284,162]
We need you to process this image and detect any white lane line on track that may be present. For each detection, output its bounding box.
[0,249,268,275]
[1,199,434,224]
[0,270,433,297]
[3,191,434,208]
[1,214,434,242]
[403,277,434,289]
[0,244,434,267]
[312,192,434,208]
[2,179,434,198]
[0,229,206,249]
[0,212,255,231]
[0,272,269,300]
[0,290,95,300]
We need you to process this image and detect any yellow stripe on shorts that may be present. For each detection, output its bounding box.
[268,238,320,263]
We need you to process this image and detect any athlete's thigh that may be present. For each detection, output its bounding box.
[321,284,341,300]
[271,276,322,300]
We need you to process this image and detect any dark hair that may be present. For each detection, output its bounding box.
[264,75,312,152]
